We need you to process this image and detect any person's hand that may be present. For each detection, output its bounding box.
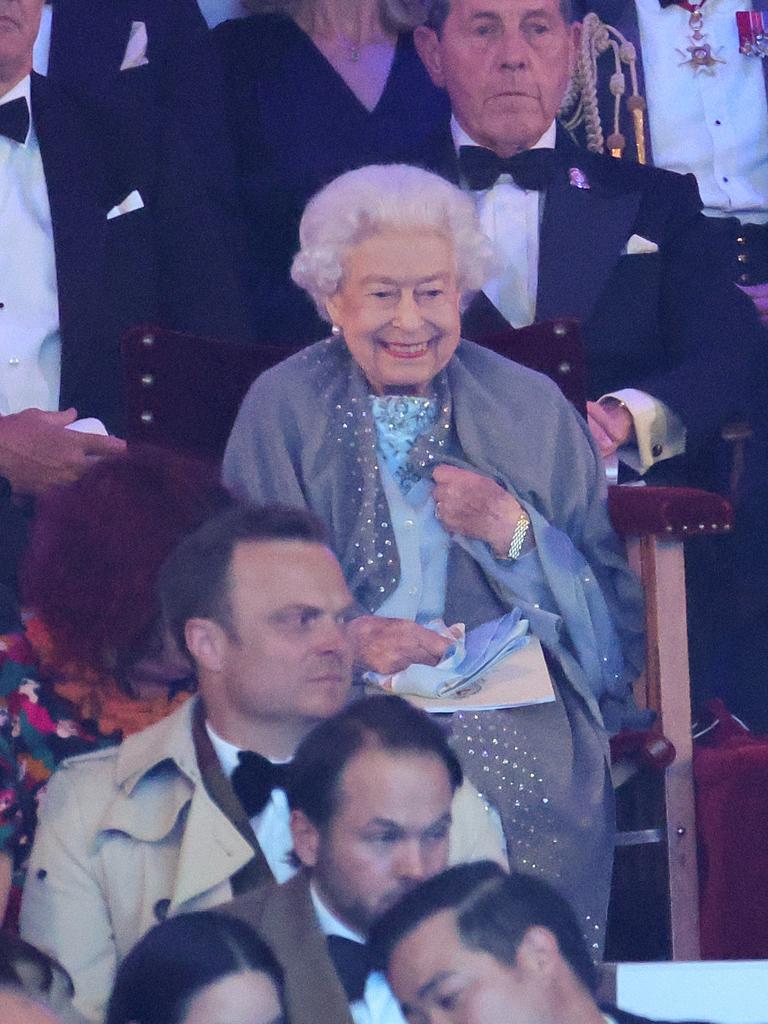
[0,408,126,496]
[739,282,768,328]
[432,464,524,557]
[587,399,635,458]
[347,615,452,675]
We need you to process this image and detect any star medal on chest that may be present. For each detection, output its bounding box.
[666,0,726,73]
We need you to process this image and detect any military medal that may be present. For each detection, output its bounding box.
[672,0,727,73]
[736,10,768,56]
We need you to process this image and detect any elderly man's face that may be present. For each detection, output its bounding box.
[387,910,558,1024]
[416,0,579,157]
[326,229,462,396]
[0,0,43,90]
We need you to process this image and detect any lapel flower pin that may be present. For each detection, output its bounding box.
[568,167,591,190]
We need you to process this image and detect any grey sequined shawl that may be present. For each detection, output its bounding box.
[223,338,645,731]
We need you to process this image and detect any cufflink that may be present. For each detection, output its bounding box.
[652,443,663,457]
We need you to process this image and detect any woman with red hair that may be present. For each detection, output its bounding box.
[0,448,229,925]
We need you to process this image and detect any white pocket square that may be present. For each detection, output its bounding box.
[107,189,144,220]
[623,234,659,255]
[120,21,149,71]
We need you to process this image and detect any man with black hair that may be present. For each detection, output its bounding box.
[21,506,505,1023]
[223,695,508,1024]
[370,861,711,1024]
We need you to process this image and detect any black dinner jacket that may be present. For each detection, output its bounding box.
[29,71,249,434]
[44,0,236,196]
[412,123,768,485]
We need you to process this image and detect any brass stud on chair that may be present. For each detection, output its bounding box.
[140,411,154,424]
[141,374,155,387]
[141,334,155,347]
[557,361,571,375]
[553,322,567,337]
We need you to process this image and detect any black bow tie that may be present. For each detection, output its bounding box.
[327,935,372,1003]
[230,751,292,817]
[458,145,558,192]
[0,97,30,145]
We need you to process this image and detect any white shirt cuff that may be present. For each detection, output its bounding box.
[600,388,686,474]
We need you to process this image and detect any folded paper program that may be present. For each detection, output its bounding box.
[369,610,531,699]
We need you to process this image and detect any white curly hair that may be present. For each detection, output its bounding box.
[291,164,496,320]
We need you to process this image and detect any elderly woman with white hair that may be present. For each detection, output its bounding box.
[223,163,645,946]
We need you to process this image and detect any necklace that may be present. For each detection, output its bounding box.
[337,31,389,62]
[673,0,726,74]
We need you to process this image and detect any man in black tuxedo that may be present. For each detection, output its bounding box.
[411,0,768,723]
[371,861,712,1024]
[0,0,248,624]
[223,695,505,1024]
[37,0,235,194]
[412,0,767,490]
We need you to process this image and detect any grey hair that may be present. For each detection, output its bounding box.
[291,164,495,320]
[423,0,573,32]
[245,0,429,32]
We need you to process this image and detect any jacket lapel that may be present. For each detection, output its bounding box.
[536,137,642,323]
[417,122,462,185]
[102,698,269,912]
[47,0,129,84]
[260,873,355,1024]
[31,73,109,406]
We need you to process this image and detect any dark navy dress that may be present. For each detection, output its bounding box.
[213,12,450,344]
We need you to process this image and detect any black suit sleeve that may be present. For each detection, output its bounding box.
[633,178,768,453]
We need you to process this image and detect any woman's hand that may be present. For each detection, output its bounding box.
[432,464,527,558]
[347,615,452,675]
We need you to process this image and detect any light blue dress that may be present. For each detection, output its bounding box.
[370,395,613,954]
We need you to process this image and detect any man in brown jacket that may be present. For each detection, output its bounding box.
[224,695,507,1024]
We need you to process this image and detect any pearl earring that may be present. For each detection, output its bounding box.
[331,324,342,336]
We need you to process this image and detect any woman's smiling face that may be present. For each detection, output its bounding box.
[326,228,462,396]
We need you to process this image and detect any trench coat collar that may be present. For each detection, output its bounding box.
[102,696,259,909]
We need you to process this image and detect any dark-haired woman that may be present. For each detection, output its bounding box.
[106,911,285,1024]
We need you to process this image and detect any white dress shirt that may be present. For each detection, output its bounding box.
[0,75,61,416]
[635,0,768,223]
[32,4,53,76]
[205,722,296,883]
[453,116,684,472]
[310,883,407,1024]
[453,116,554,328]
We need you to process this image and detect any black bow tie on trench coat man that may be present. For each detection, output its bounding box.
[0,97,30,144]
[326,934,373,1003]
[458,144,559,192]
[230,750,292,817]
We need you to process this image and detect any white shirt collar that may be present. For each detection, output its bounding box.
[451,115,557,157]
[204,720,291,779]
[0,75,32,147]
[310,879,366,944]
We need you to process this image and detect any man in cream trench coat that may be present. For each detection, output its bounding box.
[20,506,507,1023]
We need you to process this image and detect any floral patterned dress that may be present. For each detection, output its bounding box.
[0,623,190,928]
